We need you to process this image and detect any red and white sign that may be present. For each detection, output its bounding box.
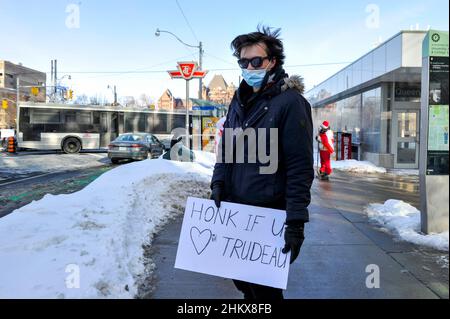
[341,133,352,160]
[168,61,208,80]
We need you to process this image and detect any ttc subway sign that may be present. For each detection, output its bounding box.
[168,61,208,80]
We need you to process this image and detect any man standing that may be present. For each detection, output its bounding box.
[315,121,334,180]
[210,26,314,300]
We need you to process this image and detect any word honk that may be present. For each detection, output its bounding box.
[189,202,238,228]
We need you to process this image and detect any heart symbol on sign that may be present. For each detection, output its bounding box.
[190,227,213,255]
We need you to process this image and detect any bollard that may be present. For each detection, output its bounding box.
[7,136,16,154]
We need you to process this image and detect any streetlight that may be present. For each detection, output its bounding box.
[155,28,204,99]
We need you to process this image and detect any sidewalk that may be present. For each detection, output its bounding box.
[147,171,448,299]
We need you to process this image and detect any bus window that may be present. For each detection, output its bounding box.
[77,111,92,125]
[31,109,61,124]
[101,112,108,133]
[93,112,100,125]
[65,112,76,123]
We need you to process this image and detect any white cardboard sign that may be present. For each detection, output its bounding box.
[174,197,290,289]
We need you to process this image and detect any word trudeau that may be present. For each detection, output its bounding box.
[222,236,288,268]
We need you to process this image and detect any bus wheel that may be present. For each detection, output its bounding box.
[63,137,81,154]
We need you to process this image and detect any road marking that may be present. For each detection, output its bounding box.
[0,164,112,187]
[0,172,57,186]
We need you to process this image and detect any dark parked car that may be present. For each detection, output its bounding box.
[108,133,165,164]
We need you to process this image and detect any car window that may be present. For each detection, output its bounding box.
[117,134,143,142]
[147,135,157,144]
[152,135,160,144]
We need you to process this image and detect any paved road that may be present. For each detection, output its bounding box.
[148,171,448,299]
[0,165,114,218]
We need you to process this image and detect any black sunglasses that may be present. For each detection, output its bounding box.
[237,56,271,69]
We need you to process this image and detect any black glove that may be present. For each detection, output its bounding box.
[282,222,305,264]
[210,182,224,208]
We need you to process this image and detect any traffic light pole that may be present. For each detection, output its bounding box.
[198,41,203,99]
[114,85,117,106]
[16,77,20,134]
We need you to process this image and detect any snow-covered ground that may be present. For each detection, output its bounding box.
[313,152,387,174]
[386,169,419,176]
[0,151,215,298]
[312,152,422,175]
[331,159,387,174]
[366,200,449,252]
[0,153,109,176]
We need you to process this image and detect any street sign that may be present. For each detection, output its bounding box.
[168,61,208,80]
[167,61,208,150]
[420,30,449,234]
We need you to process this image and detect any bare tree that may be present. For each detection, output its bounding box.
[137,94,154,108]
[89,95,100,105]
[75,94,89,105]
[120,96,136,107]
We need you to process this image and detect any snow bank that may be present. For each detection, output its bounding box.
[366,199,449,251]
[313,152,387,174]
[0,152,216,298]
[331,159,387,174]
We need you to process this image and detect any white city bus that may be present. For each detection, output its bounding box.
[17,102,224,153]
[17,102,195,153]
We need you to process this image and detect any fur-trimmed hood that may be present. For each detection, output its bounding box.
[281,75,305,94]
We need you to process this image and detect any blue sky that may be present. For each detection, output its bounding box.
[0,0,448,102]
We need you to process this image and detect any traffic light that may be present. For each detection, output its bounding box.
[1,99,8,110]
[31,87,39,96]
[68,89,73,100]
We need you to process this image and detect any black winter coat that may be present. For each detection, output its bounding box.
[211,68,314,223]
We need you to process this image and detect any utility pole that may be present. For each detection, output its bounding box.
[54,59,58,96]
[114,85,117,106]
[198,41,203,99]
[51,60,54,89]
[16,77,20,133]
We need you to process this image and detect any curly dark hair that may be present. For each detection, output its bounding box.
[231,25,285,69]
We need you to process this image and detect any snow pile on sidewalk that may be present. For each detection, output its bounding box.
[313,152,387,174]
[0,152,216,298]
[366,200,449,251]
[332,159,387,174]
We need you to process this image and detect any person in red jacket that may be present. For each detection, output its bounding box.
[315,121,334,179]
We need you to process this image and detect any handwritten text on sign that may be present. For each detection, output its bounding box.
[174,197,289,289]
